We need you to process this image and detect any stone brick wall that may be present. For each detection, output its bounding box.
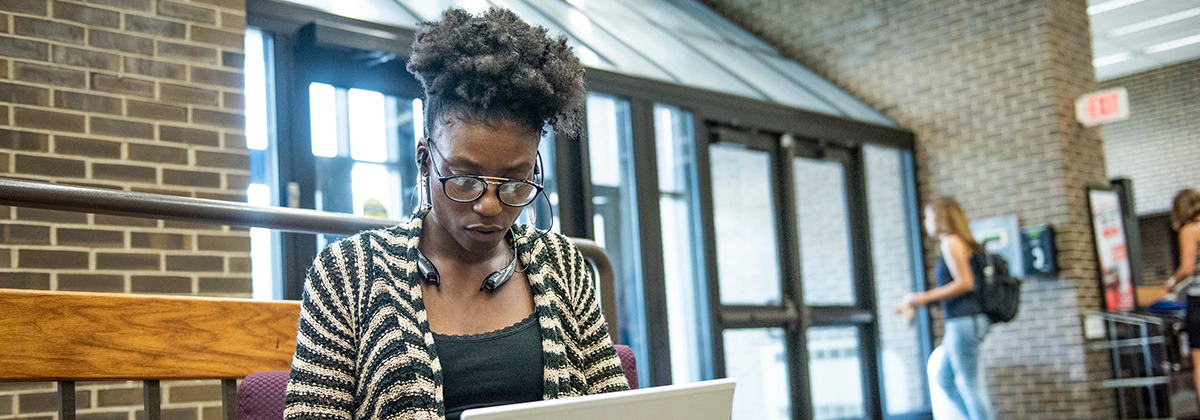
[1099,58,1200,216]
[0,0,249,417]
[701,0,1113,418]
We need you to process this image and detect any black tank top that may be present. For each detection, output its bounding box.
[935,250,986,319]
[434,311,543,420]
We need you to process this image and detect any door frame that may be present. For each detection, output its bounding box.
[700,124,884,420]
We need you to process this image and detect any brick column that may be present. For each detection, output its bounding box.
[701,0,1112,418]
[1,0,249,417]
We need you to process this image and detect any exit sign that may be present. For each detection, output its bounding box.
[1075,87,1129,126]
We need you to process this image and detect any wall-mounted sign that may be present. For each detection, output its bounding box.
[970,215,1025,279]
[1089,187,1135,312]
[1075,87,1129,127]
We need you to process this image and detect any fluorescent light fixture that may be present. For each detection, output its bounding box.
[1088,0,1146,15]
[1107,7,1200,37]
[1093,52,1133,67]
[1144,33,1200,54]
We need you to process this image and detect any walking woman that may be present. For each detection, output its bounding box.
[284,8,628,419]
[1165,188,1200,403]
[897,197,994,420]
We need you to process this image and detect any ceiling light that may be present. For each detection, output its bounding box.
[1088,0,1146,15]
[1093,52,1133,67]
[1143,34,1200,54]
[1106,7,1200,37]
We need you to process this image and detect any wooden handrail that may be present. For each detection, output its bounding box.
[0,244,619,382]
[0,289,301,381]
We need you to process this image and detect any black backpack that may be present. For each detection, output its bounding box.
[976,248,1022,323]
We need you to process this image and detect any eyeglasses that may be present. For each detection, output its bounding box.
[427,146,544,207]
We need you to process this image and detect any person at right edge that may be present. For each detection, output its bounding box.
[896,197,994,420]
[1165,188,1200,405]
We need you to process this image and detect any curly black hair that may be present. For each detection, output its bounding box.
[406,7,586,139]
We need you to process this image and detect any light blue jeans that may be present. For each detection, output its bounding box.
[928,313,993,420]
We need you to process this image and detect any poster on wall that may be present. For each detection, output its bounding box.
[969,215,1025,279]
[1089,187,1135,312]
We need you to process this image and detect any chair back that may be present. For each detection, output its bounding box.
[569,237,620,344]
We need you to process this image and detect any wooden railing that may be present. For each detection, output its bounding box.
[0,177,618,420]
[0,289,302,419]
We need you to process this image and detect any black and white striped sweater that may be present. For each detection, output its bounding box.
[283,210,630,419]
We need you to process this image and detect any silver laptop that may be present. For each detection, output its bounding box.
[460,378,736,420]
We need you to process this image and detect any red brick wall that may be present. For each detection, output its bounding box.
[701,0,1113,418]
[1,0,249,417]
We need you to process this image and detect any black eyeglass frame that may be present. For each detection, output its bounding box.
[426,143,545,207]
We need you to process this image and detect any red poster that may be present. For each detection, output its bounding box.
[1090,189,1135,311]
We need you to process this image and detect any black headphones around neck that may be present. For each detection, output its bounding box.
[415,233,519,292]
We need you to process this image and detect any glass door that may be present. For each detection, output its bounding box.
[705,127,796,420]
[791,143,874,420]
[704,126,884,420]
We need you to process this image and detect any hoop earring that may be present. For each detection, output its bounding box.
[411,174,432,216]
[527,205,538,226]
[423,175,432,208]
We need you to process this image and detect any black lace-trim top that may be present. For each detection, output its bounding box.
[434,311,543,420]
[433,310,538,340]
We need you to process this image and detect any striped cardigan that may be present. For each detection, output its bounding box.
[283,210,630,419]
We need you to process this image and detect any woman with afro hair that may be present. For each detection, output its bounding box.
[284,8,629,419]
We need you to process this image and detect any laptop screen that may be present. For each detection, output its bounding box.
[461,378,736,420]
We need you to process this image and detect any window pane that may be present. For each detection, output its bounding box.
[245,27,270,151]
[519,131,559,233]
[685,37,839,115]
[724,328,790,420]
[248,183,278,301]
[651,0,777,54]
[348,88,388,163]
[586,93,647,383]
[563,0,762,99]
[756,54,899,128]
[865,145,929,414]
[309,82,337,158]
[807,326,866,420]
[520,0,673,81]
[793,157,855,306]
[351,163,400,219]
[656,104,709,384]
[487,0,612,70]
[400,0,487,21]
[588,94,622,187]
[711,144,780,305]
[278,0,420,28]
[245,27,280,301]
